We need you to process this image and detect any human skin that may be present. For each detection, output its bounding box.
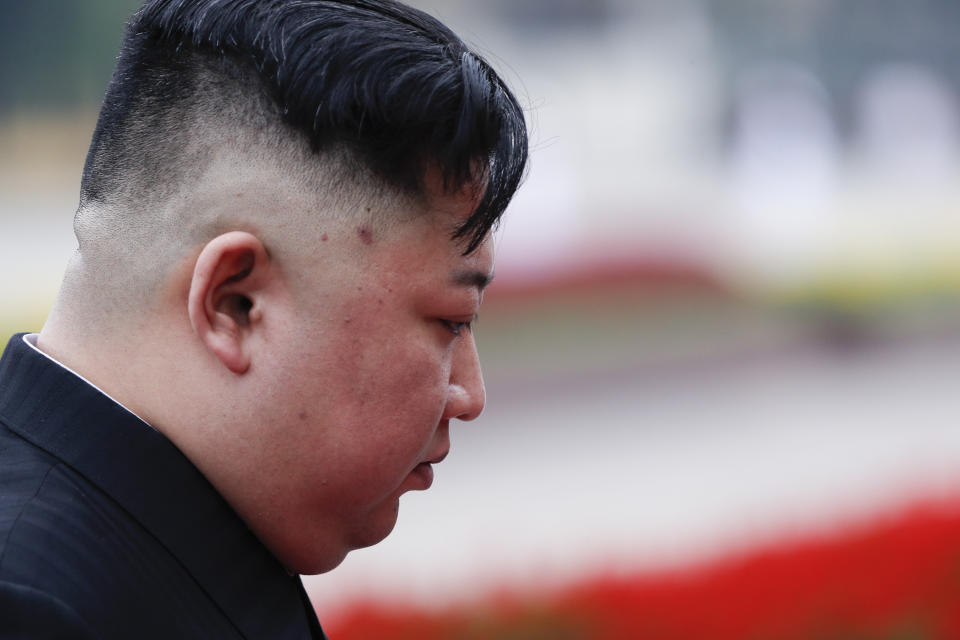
[39,158,493,575]
[190,193,493,575]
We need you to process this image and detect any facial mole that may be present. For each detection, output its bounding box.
[378,298,384,305]
[356,225,373,245]
[321,232,328,242]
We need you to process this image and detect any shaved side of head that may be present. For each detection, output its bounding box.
[60,0,528,331]
[71,53,383,320]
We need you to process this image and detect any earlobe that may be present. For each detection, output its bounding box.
[187,232,271,375]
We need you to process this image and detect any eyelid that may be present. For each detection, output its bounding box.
[442,314,478,337]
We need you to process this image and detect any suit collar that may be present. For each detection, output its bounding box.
[0,334,326,639]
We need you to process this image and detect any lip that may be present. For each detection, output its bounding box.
[410,462,434,490]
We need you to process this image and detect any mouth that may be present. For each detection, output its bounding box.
[411,462,435,489]
[409,449,448,491]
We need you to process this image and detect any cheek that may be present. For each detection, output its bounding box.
[318,343,449,506]
[331,297,450,411]
[352,336,451,423]
[269,286,453,445]
[288,312,452,436]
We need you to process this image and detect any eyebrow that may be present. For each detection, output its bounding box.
[451,269,494,292]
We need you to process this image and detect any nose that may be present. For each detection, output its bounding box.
[443,333,486,422]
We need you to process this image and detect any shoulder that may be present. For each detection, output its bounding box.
[0,424,242,639]
[0,580,96,639]
[0,432,98,638]
[0,339,254,638]
[0,424,65,561]
[0,421,146,593]
[0,424,115,589]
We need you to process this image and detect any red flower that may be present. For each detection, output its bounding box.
[325,498,960,639]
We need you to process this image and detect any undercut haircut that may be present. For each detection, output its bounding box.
[80,0,528,253]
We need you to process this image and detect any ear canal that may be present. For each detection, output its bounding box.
[218,293,254,327]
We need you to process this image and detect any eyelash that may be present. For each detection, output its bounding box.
[441,318,475,336]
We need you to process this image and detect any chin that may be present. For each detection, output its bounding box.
[286,500,403,575]
[296,551,350,576]
[272,537,351,576]
[348,499,401,551]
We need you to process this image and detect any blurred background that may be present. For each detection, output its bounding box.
[4,1,960,637]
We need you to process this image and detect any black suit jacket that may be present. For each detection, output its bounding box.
[0,334,327,639]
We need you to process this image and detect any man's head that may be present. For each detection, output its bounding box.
[40,0,526,574]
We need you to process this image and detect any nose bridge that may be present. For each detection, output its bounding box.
[447,333,485,421]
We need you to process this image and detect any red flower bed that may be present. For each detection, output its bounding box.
[325,499,960,639]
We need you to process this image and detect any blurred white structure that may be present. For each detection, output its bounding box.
[728,64,839,284]
[856,63,960,184]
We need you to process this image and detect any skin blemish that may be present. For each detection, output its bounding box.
[298,411,308,420]
[345,317,352,324]
[321,232,328,242]
[356,225,374,245]
[378,298,384,305]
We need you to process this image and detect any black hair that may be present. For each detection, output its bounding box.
[81,0,528,253]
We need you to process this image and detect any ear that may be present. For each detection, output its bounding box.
[188,231,272,375]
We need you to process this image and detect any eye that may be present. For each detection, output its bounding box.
[439,317,475,336]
